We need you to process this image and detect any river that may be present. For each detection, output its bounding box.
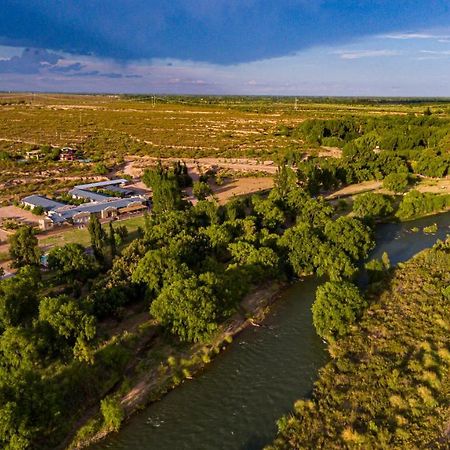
[93,212,449,450]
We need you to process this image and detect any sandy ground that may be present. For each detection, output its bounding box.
[326,177,450,199]
[123,156,279,178]
[326,181,382,199]
[211,177,274,204]
[0,205,42,248]
[0,205,43,223]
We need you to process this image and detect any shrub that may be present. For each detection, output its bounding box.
[100,397,124,432]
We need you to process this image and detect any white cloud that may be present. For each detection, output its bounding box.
[381,32,450,40]
[333,49,400,60]
[421,50,450,55]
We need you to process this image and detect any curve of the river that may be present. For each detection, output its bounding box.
[94,212,449,450]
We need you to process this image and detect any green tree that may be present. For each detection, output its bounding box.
[47,243,96,282]
[143,164,184,213]
[312,281,366,340]
[383,172,409,193]
[365,251,391,283]
[88,214,107,262]
[150,273,225,342]
[132,248,191,296]
[352,192,394,220]
[279,222,322,276]
[108,222,117,258]
[31,205,44,216]
[0,327,38,370]
[192,181,212,200]
[252,195,285,230]
[0,266,40,328]
[296,197,334,229]
[8,226,40,268]
[94,163,109,175]
[228,241,280,280]
[39,295,96,360]
[324,216,374,261]
[314,244,358,281]
[273,165,298,202]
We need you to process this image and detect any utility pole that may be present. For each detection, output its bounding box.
[294,97,298,111]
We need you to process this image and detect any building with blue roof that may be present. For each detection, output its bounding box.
[48,197,147,225]
[22,195,66,212]
[22,178,149,230]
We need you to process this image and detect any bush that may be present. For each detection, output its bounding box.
[94,163,109,175]
[312,281,366,340]
[352,192,394,220]
[396,191,450,220]
[383,172,409,193]
[100,397,124,432]
[32,206,45,216]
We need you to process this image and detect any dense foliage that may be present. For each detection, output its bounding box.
[396,190,450,220]
[268,239,450,450]
[0,164,379,448]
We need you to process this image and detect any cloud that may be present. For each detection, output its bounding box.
[381,32,450,40]
[2,1,450,64]
[0,48,62,73]
[421,50,450,55]
[49,62,85,73]
[334,49,400,60]
[0,47,143,79]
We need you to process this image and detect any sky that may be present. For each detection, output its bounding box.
[2,1,450,95]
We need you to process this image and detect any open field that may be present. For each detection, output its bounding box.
[2,93,449,204]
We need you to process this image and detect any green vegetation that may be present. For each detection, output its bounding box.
[0,94,449,205]
[352,192,394,221]
[8,226,40,268]
[0,160,378,448]
[382,171,409,193]
[312,281,366,340]
[396,191,450,220]
[268,239,450,450]
[192,180,213,200]
[0,94,449,448]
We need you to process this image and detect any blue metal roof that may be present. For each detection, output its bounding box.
[22,195,66,210]
[69,188,110,202]
[49,197,146,222]
[74,179,128,190]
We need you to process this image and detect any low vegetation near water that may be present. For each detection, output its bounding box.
[268,239,450,450]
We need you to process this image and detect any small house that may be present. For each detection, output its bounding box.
[25,150,44,161]
[60,147,77,161]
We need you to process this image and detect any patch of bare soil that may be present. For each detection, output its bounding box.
[326,180,382,199]
[212,177,274,204]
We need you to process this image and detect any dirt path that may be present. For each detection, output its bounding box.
[326,177,450,200]
[123,155,279,178]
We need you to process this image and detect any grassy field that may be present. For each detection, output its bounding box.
[38,215,146,250]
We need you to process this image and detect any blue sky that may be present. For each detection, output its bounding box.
[2,1,450,95]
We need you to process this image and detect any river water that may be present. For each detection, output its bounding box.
[94,212,449,450]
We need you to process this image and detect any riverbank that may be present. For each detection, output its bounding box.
[268,239,450,449]
[69,280,288,449]
[70,210,450,449]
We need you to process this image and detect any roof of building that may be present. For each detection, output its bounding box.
[69,188,110,202]
[49,197,146,222]
[106,185,134,195]
[74,179,128,190]
[22,195,66,210]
